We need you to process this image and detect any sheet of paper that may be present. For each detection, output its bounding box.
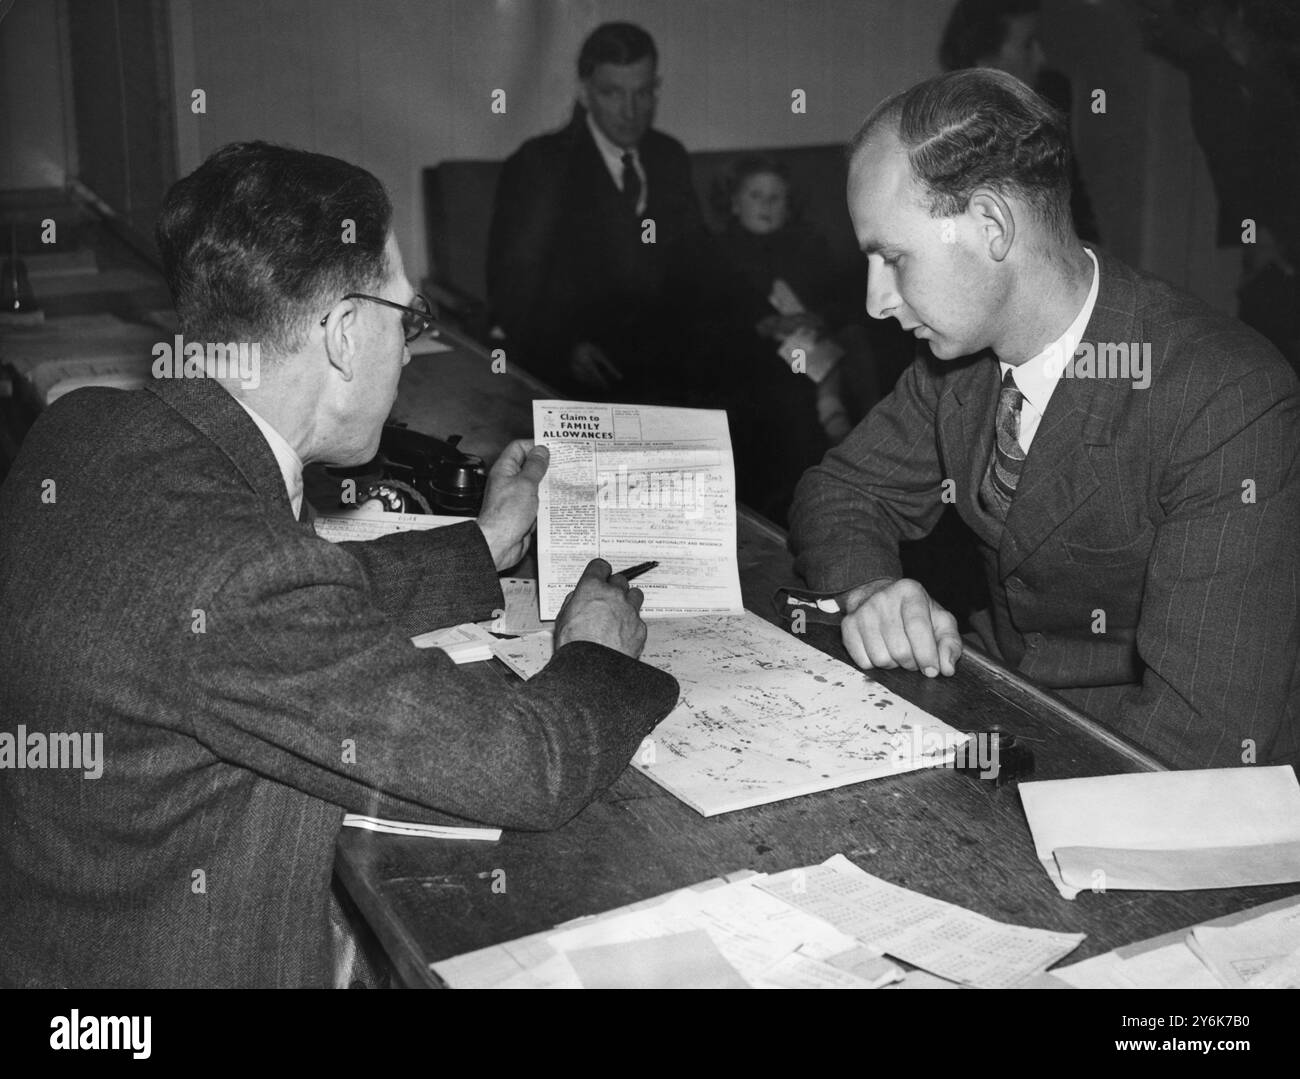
[1050,939,1221,989]
[481,577,551,635]
[491,630,553,680]
[1054,840,1300,893]
[433,878,717,988]
[1051,893,1300,989]
[340,814,500,841]
[410,622,495,663]
[777,327,844,383]
[566,929,750,989]
[1019,766,1300,899]
[314,507,467,542]
[533,400,743,620]
[761,951,885,989]
[632,612,967,816]
[758,854,1084,989]
[1189,897,1300,988]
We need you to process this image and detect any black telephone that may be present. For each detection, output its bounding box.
[325,422,486,516]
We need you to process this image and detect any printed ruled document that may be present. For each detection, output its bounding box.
[1189,897,1300,988]
[433,871,903,989]
[758,854,1084,988]
[533,400,743,620]
[314,507,466,542]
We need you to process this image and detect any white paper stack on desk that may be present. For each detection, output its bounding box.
[1045,893,1300,989]
[432,852,1084,989]
[1019,766,1300,899]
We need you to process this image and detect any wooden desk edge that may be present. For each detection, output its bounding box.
[334,834,443,988]
[736,504,1167,775]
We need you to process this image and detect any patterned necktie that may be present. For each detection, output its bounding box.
[620,151,641,214]
[981,368,1027,520]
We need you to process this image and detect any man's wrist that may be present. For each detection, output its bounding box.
[839,577,896,614]
[476,520,507,571]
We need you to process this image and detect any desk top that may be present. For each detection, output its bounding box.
[334,345,1300,988]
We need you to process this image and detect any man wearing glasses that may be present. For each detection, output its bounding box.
[0,141,678,987]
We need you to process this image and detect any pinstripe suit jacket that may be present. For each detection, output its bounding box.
[0,375,678,987]
[790,249,1299,770]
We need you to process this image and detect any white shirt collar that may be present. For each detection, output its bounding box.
[232,395,305,520]
[585,109,646,212]
[1000,246,1100,416]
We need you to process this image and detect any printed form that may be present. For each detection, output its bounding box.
[533,400,743,620]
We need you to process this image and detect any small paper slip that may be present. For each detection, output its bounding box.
[768,277,806,316]
[410,622,495,664]
[315,506,467,543]
[491,630,553,680]
[776,327,845,383]
[340,814,500,841]
[1018,766,1300,899]
[1188,895,1300,988]
[480,577,551,636]
[757,854,1084,988]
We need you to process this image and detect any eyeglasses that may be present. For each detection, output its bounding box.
[320,292,434,342]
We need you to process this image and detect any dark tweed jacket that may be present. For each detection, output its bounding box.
[790,249,1299,770]
[0,375,678,987]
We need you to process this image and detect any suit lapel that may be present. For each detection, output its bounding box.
[998,248,1135,576]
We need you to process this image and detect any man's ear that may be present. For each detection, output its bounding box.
[968,189,1015,262]
[576,79,592,113]
[320,298,361,383]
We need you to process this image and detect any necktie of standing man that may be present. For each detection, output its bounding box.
[620,151,641,215]
[980,368,1027,521]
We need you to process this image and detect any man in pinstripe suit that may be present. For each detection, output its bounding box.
[789,70,1299,770]
[0,143,678,987]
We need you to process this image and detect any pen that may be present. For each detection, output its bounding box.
[614,560,659,581]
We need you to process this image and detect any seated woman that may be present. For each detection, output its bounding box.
[697,156,878,526]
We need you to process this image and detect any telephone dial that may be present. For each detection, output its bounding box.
[325,422,486,516]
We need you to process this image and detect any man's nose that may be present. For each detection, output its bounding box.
[864,266,896,321]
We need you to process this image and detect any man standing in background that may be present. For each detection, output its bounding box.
[487,21,710,401]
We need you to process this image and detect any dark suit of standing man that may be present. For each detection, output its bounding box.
[0,142,678,987]
[487,21,709,401]
[789,70,1299,771]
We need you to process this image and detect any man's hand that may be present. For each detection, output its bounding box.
[476,440,548,571]
[553,559,648,659]
[839,577,961,678]
[569,342,623,390]
[755,312,825,340]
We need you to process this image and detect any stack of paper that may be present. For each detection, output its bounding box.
[433,852,1084,989]
[1046,894,1300,989]
[435,872,903,989]
[1018,766,1300,899]
[410,622,495,664]
[759,855,1083,988]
